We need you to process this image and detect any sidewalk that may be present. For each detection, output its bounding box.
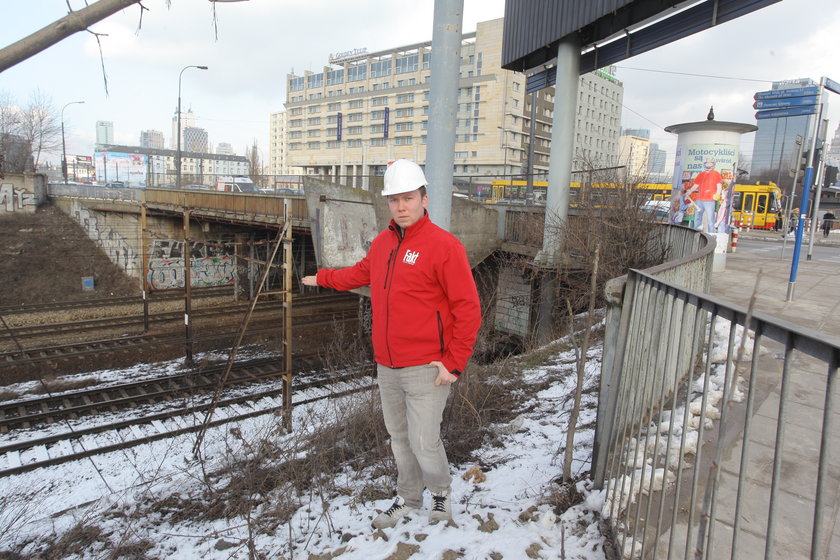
[713,232,840,337]
[700,243,840,558]
[737,226,840,250]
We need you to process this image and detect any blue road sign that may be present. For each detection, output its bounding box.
[754,95,818,110]
[825,78,840,95]
[755,105,818,120]
[754,86,819,100]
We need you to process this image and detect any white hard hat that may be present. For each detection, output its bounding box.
[382,159,427,196]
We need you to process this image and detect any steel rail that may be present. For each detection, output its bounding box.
[0,365,375,477]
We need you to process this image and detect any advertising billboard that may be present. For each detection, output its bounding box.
[672,143,738,234]
[94,151,148,187]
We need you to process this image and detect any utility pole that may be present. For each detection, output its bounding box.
[183,209,194,365]
[176,65,208,188]
[61,100,84,184]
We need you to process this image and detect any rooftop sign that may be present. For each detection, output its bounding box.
[329,48,368,64]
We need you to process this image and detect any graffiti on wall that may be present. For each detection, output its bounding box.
[71,201,140,276]
[146,238,236,289]
[0,183,36,212]
[146,255,236,290]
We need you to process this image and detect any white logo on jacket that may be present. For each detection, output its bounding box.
[402,249,420,265]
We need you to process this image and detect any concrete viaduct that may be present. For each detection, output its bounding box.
[4,173,544,338]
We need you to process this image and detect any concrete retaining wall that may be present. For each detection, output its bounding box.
[0,173,46,214]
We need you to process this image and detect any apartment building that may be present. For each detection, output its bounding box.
[617,134,651,180]
[140,129,165,150]
[281,18,623,186]
[269,110,304,175]
[95,120,114,147]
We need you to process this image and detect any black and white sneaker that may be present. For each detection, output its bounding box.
[429,491,452,523]
[372,496,413,529]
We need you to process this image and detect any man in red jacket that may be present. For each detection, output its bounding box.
[301,159,481,529]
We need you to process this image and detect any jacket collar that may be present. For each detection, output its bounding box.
[389,210,430,239]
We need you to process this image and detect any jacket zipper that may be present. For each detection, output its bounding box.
[384,226,403,366]
[436,311,445,355]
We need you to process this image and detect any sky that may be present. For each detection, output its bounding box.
[1,0,839,171]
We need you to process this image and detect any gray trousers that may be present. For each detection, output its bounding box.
[377,363,452,507]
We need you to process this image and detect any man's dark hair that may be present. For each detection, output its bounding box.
[419,186,427,197]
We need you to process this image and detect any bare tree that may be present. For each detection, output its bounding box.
[0,91,47,173]
[247,140,262,185]
[17,89,60,170]
[0,0,148,74]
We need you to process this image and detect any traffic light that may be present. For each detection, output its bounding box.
[824,166,839,188]
[799,147,823,171]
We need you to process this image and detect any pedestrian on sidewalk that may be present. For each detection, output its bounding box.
[822,211,835,238]
[301,159,482,529]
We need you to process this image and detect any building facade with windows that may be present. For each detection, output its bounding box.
[750,78,819,184]
[282,18,622,187]
[95,121,114,147]
[617,134,651,180]
[216,142,234,156]
[269,110,304,175]
[140,129,165,149]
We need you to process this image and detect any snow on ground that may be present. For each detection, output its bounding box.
[2,317,747,559]
[1,339,610,559]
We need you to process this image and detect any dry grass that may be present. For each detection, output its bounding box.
[29,375,100,395]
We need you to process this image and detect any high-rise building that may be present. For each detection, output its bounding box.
[140,129,165,149]
[750,78,820,184]
[648,142,667,175]
[96,121,114,146]
[171,108,207,151]
[183,126,209,153]
[282,18,623,186]
[825,121,840,168]
[269,110,305,175]
[216,142,234,156]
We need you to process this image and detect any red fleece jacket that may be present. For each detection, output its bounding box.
[316,212,481,374]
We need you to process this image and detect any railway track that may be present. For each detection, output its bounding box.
[0,293,359,369]
[0,292,356,347]
[0,356,316,433]
[0,285,234,317]
[0,362,376,477]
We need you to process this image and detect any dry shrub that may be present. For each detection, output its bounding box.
[442,359,525,465]
[42,522,103,560]
[107,539,155,560]
[541,475,586,515]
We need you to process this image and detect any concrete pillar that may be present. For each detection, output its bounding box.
[535,34,580,266]
[425,0,463,232]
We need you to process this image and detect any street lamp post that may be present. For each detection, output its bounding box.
[176,65,208,188]
[61,100,84,184]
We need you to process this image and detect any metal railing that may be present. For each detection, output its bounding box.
[595,264,840,558]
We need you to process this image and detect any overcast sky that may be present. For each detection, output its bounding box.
[2,0,839,171]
